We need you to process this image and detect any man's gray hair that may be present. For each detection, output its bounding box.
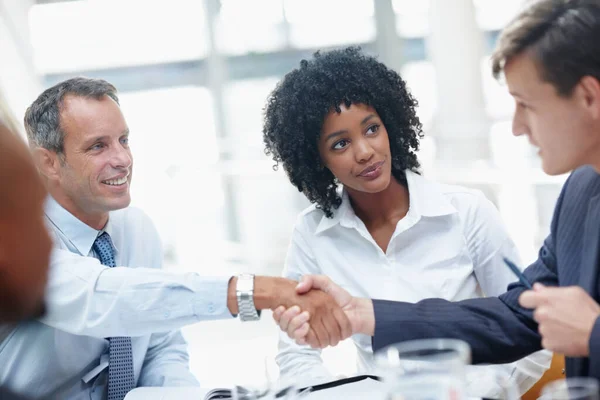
[24,77,119,153]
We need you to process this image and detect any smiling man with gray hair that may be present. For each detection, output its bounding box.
[1,77,202,400]
[0,77,351,400]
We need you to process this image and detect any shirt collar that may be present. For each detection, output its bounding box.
[405,170,458,218]
[315,170,457,235]
[44,196,117,256]
[315,188,354,234]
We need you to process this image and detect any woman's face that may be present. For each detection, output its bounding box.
[318,103,393,194]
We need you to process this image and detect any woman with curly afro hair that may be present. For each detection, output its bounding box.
[264,47,549,398]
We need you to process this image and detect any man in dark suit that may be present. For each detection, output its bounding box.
[274,0,600,379]
[0,122,53,399]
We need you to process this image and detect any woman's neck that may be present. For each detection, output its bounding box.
[347,176,410,226]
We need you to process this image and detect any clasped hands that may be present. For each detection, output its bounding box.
[277,276,600,356]
[272,276,373,349]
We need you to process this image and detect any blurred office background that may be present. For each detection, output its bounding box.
[0,0,566,388]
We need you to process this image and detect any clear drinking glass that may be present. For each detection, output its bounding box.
[374,339,471,400]
[539,378,600,400]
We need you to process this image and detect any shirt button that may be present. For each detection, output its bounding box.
[164,311,170,318]
[208,303,215,313]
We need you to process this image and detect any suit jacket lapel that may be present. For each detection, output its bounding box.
[579,194,600,294]
[574,194,600,378]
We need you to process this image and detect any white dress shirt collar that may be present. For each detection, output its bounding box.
[315,170,458,235]
[44,195,118,256]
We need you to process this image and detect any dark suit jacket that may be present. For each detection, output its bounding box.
[372,166,600,379]
[0,387,33,400]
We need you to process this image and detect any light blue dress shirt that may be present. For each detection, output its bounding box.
[0,197,234,399]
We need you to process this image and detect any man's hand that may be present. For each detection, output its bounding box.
[273,275,374,348]
[232,276,351,348]
[274,278,352,349]
[519,283,600,356]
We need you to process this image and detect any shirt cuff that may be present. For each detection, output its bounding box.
[190,275,235,320]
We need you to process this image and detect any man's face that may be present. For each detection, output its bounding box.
[0,126,52,321]
[506,52,600,175]
[53,95,133,225]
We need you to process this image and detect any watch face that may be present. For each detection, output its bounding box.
[237,274,254,293]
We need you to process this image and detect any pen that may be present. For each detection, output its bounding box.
[503,257,533,290]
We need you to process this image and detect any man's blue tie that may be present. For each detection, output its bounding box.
[93,232,135,400]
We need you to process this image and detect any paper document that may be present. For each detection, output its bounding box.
[303,376,385,400]
[124,376,385,399]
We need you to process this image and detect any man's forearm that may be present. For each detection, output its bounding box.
[227,275,295,315]
[44,250,233,337]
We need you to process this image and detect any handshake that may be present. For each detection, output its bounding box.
[268,275,375,349]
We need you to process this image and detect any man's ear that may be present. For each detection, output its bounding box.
[32,147,62,181]
[577,75,600,120]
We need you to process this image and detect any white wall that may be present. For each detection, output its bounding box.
[0,0,41,132]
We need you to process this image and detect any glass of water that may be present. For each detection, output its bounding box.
[374,339,471,400]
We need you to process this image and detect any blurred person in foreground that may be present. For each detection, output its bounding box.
[0,122,53,399]
[0,77,350,400]
[263,46,550,398]
[277,0,600,381]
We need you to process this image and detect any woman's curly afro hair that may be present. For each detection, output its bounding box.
[263,46,423,218]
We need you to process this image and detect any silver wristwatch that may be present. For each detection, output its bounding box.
[236,273,261,322]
